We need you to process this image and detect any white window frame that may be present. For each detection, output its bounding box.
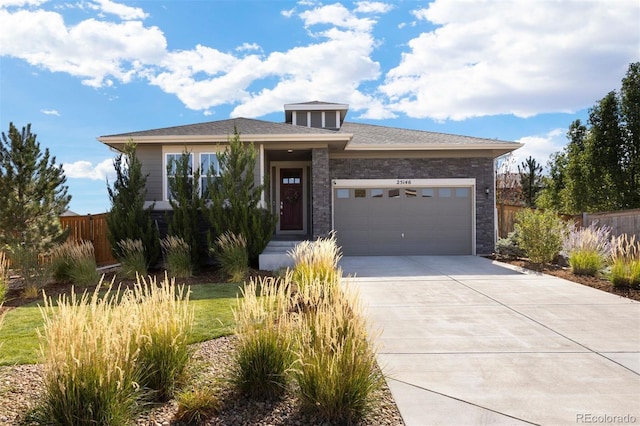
[164,152,194,201]
[200,152,221,198]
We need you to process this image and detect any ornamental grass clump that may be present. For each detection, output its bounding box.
[118,238,148,279]
[130,274,194,401]
[514,209,567,265]
[213,231,248,282]
[232,276,295,399]
[288,232,342,290]
[610,234,640,288]
[161,235,193,278]
[562,222,611,276]
[292,284,383,424]
[175,388,221,423]
[38,281,143,425]
[50,240,100,286]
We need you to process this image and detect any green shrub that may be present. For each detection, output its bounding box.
[292,287,383,424]
[233,277,295,399]
[118,238,148,278]
[175,388,220,423]
[38,282,142,425]
[161,235,193,278]
[495,230,525,259]
[130,275,193,402]
[213,231,248,282]
[610,234,640,288]
[514,209,567,264]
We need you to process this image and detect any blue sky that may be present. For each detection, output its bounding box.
[1,0,638,214]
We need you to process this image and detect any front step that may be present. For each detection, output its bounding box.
[258,239,304,271]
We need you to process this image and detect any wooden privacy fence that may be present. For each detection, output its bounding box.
[497,204,640,240]
[59,213,117,266]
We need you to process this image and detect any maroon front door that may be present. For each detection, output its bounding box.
[280,168,303,231]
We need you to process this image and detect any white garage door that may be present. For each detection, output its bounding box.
[333,179,474,256]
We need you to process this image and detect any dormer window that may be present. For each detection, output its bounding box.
[285,101,348,130]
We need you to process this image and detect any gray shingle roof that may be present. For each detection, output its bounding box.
[101,117,338,138]
[338,122,513,146]
[101,117,517,148]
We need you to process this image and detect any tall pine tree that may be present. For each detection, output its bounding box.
[206,129,276,265]
[518,156,543,207]
[0,123,70,252]
[106,141,160,267]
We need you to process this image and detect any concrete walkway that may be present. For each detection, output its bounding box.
[340,256,640,425]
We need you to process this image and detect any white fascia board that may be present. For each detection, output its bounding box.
[332,178,476,188]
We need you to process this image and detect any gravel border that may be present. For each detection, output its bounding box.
[0,336,404,425]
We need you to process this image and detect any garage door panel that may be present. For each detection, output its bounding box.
[334,185,473,256]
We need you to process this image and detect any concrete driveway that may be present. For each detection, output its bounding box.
[340,256,640,425]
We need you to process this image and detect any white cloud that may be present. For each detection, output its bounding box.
[299,3,375,31]
[41,108,60,116]
[382,0,640,121]
[513,129,566,169]
[88,0,148,20]
[0,0,46,8]
[0,8,166,87]
[63,158,114,181]
[236,42,261,52]
[355,1,393,14]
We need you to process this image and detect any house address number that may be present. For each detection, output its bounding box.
[396,179,412,185]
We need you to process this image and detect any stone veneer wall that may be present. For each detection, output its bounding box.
[328,157,496,255]
[311,148,331,237]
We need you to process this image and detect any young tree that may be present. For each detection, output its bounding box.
[206,129,276,265]
[0,123,70,251]
[106,141,160,267]
[167,151,206,268]
[518,156,543,207]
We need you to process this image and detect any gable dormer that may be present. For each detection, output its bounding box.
[284,101,349,130]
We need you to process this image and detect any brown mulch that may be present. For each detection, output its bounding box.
[493,257,640,302]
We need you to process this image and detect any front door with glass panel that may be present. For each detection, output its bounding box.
[280,168,303,231]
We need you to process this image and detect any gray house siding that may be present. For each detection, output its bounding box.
[328,157,496,255]
[137,145,163,202]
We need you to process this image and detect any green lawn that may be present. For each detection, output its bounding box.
[0,282,243,365]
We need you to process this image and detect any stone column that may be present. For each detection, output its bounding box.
[311,147,331,238]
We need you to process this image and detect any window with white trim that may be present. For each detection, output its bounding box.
[165,153,193,200]
[200,153,220,197]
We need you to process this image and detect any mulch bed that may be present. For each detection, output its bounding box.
[492,257,640,302]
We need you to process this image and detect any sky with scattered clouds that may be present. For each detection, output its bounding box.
[1,0,638,214]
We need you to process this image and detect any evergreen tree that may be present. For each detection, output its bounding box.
[537,62,640,213]
[206,129,276,265]
[620,62,640,208]
[167,151,206,268]
[0,123,70,252]
[517,156,543,207]
[106,141,160,267]
[587,91,624,210]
